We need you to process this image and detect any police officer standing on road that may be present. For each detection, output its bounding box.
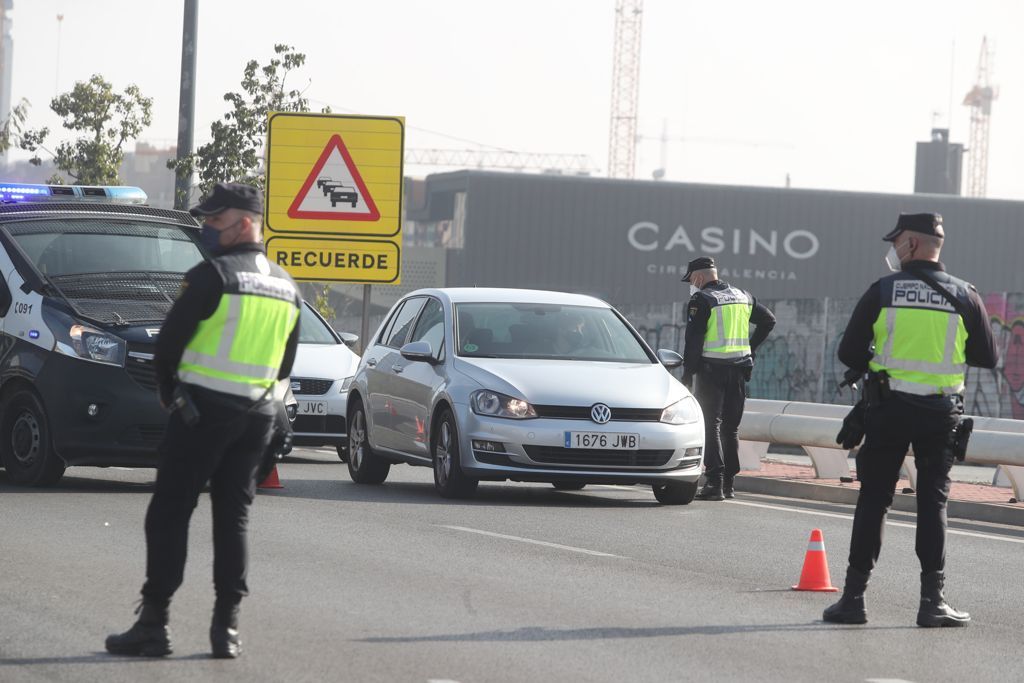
[681,257,776,501]
[823,213,998,627]
[106,183,302,658]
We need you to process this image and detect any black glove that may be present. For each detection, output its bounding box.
[836,400,866,449]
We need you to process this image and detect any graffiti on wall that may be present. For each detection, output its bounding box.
[631,292,1024,419]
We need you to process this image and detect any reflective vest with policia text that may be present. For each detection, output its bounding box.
[868,271,972,396]
[697,285,753,361]
[177,251,300,401]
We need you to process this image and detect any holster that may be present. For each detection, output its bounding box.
[863,370,891,407]
[171,384,200,427]
[952,417,973,463]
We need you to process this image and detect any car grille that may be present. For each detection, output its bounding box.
[293,415,346,434]
[523,446,673,467]
[125,345,159,391]
[532,405,663,422]
[291,377,333,395]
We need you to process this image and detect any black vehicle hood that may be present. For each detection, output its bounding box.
[47,271,185,329]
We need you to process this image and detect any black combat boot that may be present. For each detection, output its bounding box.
[695,476,725,501]
[105,601,172,657]
[723,476,736,499]
[823,567,869,624]
[210,601,242,659]
[917,571,970,627]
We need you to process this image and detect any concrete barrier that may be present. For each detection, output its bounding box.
[738,408,1024,499]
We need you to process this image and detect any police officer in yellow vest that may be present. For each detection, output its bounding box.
[824,213,997,627]
[681,257,776,501]
[106,183,301,658]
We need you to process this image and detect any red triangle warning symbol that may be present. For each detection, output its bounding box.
[287,134,381,222]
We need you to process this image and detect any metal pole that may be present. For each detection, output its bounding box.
[174,0,198,209]
[359,285,372,354]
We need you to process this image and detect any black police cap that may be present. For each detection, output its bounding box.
[882,213,944,242]
[681,256,716,282]
[189,182,264,217]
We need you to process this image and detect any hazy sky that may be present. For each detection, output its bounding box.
[8,0,1024,198]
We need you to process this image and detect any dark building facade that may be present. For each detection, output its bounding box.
[914,128,964,195]
[406,171,1024,305]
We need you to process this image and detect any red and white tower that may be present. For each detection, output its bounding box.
[607,0,643,179]
[962,38,997,198]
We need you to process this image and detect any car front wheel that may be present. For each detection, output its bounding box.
[652,480,698,505]
[432,408,478,499]
[0,389,65,486]
[346,401,389,484]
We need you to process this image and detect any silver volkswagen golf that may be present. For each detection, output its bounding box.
[345,288,705,504]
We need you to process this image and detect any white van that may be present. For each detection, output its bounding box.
[289,302,360,460]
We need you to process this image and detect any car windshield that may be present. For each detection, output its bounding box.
[299,302,339,344]
[455,302,653,363]
[6,219,203,276]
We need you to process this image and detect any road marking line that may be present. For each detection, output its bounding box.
[866,679,917,683]
[439,525,624,558]
[728,500,1024,545]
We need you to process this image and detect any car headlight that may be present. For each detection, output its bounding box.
[470,390,537,419]
[43,305,126,367]
[661,396,701,425]
[340,376,354,393]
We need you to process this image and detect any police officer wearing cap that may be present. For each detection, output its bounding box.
[823,213,997,627]
[106,183,302,658]
[681,256,776,501]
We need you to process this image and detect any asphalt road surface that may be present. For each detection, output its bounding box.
[2,447,1023,682]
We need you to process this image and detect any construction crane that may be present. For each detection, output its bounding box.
[963,37,997,198]
[404,149,598,175]
[607,0,643,179]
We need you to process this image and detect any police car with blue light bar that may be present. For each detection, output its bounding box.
[0,183,205,485]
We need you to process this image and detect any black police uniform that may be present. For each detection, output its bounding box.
[824,213,998,627]
[144,243,300,605]
[681,258,776,500]
[106,183,301,658]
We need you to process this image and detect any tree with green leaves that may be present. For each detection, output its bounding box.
[170,44,327,199]
[40,75,153,185]
[0,99,49,168]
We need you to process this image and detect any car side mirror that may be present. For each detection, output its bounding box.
[339,332,359,349]
[657,349,683,369]
[400,340,437,364]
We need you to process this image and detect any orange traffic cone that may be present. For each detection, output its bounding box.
[257,465,283,489]
[792,528,839,592]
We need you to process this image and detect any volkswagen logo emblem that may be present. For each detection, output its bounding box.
[590,403,612,424]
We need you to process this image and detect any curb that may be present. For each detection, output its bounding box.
[735,475,1024,527]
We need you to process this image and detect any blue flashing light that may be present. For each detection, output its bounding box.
[0,184,49,195]
[106,186,148,203]
[0,182,148,205]
[29,330,40,339]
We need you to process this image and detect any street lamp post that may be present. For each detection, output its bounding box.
[174,0,198,209]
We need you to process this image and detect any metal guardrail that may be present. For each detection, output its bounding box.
[739,399,1024,501]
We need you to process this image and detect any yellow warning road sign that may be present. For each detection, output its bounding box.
[266,236,400,284]
[265,113,404,238]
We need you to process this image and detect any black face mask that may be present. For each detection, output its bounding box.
[200,218,243,255]
[200,223,222,254]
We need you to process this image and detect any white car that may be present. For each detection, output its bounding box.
[346,288,705,504]
[290,302,360,460]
